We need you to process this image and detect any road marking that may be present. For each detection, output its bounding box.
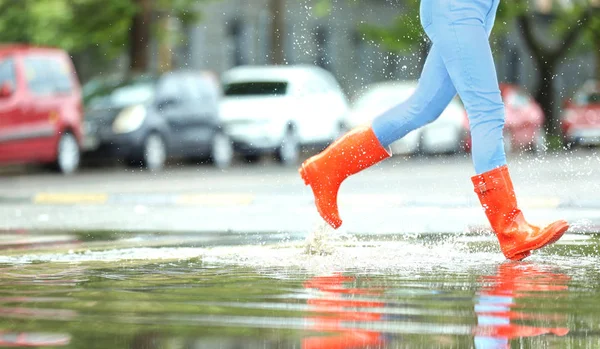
[27,192,566,209]
[34,193,108,205]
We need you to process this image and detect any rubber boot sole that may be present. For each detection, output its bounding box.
[505,221,570,261]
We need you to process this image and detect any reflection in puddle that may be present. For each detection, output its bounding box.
[474,263,570,348]
[0,332,71,347]
[302,263,572,349]
[0,234,597,348]
[303,274,386,348]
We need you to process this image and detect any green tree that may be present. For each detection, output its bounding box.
[0,0,205,76]
[359,0,429,71]
[269,0,286,65]
[316,0,600,138]
[315,0,512,74]
[513,0,600,135]
[130,0,203,73]
[0,0,135,57]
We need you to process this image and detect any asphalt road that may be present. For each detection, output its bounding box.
[1,148,599,235]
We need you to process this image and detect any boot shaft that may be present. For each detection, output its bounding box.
[299,125,391,229]
[471,166,521,233]
[471,165,569,260]
[305,125,391,183]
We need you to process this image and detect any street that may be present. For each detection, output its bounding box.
[1,148,600,349]
[1,148,599,235]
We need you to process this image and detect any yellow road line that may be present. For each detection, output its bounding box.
[34,193,108,205]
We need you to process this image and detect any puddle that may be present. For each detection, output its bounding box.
[0,229,599,348]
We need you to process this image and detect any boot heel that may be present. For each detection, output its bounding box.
[299,165,310,186]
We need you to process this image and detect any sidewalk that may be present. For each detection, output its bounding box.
[1,192,599,235]
[1,191,600,210]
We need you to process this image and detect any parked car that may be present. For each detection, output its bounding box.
[499,84,546,153]
[82,71,233,170]
[219,65,349,165]
[561,80,600,147]
[82,75,121,106]
[462,83,546,154]
[0,45,83,174]
[346,81,467,155]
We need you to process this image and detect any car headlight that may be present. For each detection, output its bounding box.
[112,105,147,134]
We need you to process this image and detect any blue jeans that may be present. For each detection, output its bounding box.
[372,0,505,174]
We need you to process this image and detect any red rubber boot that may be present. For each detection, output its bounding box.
[299,125,391,229]
[472,165,569,260]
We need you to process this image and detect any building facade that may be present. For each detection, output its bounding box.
[162,0,594,104]
[176,0,422,98]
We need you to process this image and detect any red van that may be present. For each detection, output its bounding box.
[0,45,82,174]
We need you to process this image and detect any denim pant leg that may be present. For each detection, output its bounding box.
[372,45,457,148]
[425,0,506,174]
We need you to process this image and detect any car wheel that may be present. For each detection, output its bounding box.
[210,132,234,169]
[142,133,167,171]
[334,122,349,141]
[54,132,80,175]
[455,128,469,154]
[564,139,578,150]
[503,129,514,155]
[276,128,299,166]
[533,129,547,154]
[243,154,261,163]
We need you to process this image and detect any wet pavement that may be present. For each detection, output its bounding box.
[0,229,599,348]
[1,150,599,348]
[1,149,600,234]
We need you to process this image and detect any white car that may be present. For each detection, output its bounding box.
[219,65,349,165]
[346,81,467,155]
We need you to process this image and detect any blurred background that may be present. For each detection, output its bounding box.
[1,4,600,347]
[0,0,599,174]
[0,0,598,235]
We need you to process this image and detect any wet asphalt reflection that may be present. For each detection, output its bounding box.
[0,230,599,348]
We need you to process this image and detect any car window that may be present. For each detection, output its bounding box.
[177,76,196,103]
[182,76,201,102]
[87,78,156,110]
[575,91,600,105]
[24,55,73,96]
[195,77,218,105]
[0,58,16,89]
[506,90,529,109]
[156,75,185,103]
[589,92,600,105]
[223,82,288,96]
[181,75,215,105]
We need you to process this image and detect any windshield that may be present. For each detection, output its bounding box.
[87,78,157,109]
[574,91,600,106]
[223,81,288,96]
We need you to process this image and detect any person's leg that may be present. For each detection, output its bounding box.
[422,0,568,260]
[298,43,459,229]
[372,0,498,149]
[424,0,505,174]
[299,43,459,229]
[371,45,457,147]
[484,0,499,37]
